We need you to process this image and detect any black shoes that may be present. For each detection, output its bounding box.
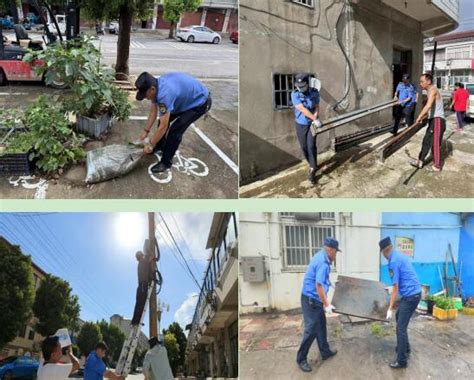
[297,361,312,372]
[308,168,317,184]
[389,361,407,369]
[322,349,338,360]
[151,162,170,173]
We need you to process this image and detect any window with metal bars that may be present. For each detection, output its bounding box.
[273,74,295,109]
[282,223,336,269]
[292,0,315,8]
[280,212,336,220]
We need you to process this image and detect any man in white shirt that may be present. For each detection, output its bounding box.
[37,336,80,380]
[143,337,174,380]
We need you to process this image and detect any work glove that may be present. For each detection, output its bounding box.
[312,119,322,129]
[324,304,335,314]
[386,308,393,320]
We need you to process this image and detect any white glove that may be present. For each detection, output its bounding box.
[312,119,322,129]
[324,304,335,314]
[386,308,393,320]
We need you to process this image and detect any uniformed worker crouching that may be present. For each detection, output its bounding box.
[135,72,212,173]
[379,237,421,369]
[296,237,340,372]
[291,73,321,185]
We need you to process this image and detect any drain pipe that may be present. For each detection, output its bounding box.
[265,212,276,310]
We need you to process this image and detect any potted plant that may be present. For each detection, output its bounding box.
[6,97,86,175]
[433,296,458,321]
[24,37,131,138]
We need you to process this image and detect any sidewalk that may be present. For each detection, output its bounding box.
[240,310,474,379]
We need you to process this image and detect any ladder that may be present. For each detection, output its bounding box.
[115,284,154,377]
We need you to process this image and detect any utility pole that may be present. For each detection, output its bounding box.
[148,212,158,339]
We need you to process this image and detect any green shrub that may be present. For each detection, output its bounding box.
[434,296,455,310]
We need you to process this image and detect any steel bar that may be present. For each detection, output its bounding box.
[333,122,393,152]
[332,275,390,322]
[379,119,426,162]
[316,99,398,135]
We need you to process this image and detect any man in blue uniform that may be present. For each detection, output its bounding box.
[291,73,321,184]
[296,237,340,372]
[84,342,123,380]
[380,237,421,369]
[393,74,419,134]
[135,72,212,173]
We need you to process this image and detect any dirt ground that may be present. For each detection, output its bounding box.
[240,114,474,198]
[0,81,238,199]
[240,310,474,380]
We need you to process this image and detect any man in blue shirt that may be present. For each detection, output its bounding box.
[291,73,321,184]
[392,74,419,134]
[296,237,340,372]
[380,237,421,369]
[84,342,123,380]
[135,71,212,173]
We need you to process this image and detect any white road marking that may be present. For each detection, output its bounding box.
[191,124,238,174]
[130,40,146,48]
[0,92,28,96]
[101,55,238,63]
[128,117,238,174]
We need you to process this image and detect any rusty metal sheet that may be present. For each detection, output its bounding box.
[332,275,390,322]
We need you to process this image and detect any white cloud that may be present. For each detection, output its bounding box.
[174,293,199,330]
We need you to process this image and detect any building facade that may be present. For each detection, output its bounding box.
[239,212,470,313]
[240,0,460,183]
[154,0,238,33]
[424,30,474,89]
[110,314,149,352]
[185,213,238,378]
[1,262,46,360]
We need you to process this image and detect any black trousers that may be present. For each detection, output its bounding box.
[393,104,416,134]
[131,281,148,325]
[154,96,212,167]
[295,122,317,169]
[418,117,446,169]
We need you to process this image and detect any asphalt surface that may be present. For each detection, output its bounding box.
[0,33,238,199]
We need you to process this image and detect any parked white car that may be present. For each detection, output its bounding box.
[466,83,474,119]
[176,25,221,44]
[47,14,66,35]
[108,21,119,34]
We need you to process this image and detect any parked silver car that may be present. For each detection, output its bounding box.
[176,25,221,44]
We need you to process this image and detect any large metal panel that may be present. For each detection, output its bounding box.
[332,275,390,321]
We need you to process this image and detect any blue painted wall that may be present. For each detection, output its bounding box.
[380,213,462,294]
[459,215,474,298]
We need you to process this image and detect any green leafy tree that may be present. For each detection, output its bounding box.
[164,0,201,39]
[97,320,125,363]
[0,237,35,350]
[164,332,180,376]
[163,322,187,372]
[131,347,147,372]
[81,0,155,78]
[77,322,102,357]
[33,274,81,336]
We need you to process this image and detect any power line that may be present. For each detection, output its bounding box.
[158,213,202,290]
[169,214,202,276]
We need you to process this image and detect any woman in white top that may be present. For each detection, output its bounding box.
[37,336,80,380]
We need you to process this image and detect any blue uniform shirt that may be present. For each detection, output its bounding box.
[396,82,418,108]
[302,249,331,302]
[155,72,209,116]
[84,351,106,380]
[291,88,320,125]
[388,250,421,297]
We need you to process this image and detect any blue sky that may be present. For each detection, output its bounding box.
[0,212,214,337]
[455,0,474,32]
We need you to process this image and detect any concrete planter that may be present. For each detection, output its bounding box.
[76,113,112,138]
[433,305,458,320]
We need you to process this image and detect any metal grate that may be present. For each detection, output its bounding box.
[280,212,335,220]
[292,0,315,7]
[273,74,295,109]
[284,224,335,267]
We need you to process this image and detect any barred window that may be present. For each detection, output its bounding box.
[273,74,295,109]
[292,0,315,8]
[283,224,335,268]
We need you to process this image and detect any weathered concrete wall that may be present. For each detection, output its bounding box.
[240,0,424,183]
